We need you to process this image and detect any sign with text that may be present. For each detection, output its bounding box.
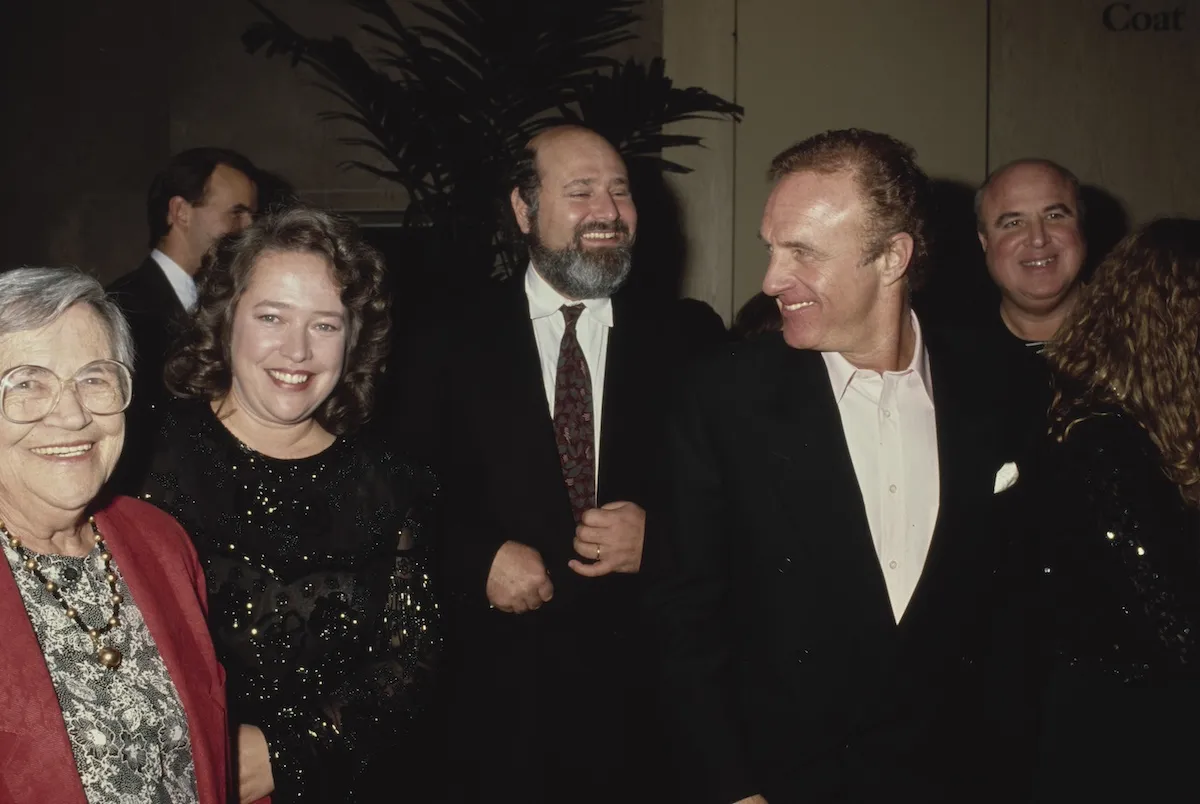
[1103,3,1186,30]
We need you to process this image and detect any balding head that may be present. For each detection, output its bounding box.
[508,126,636,299]
[975,158,1084,233]
[511,126,624,214]
[976,158,1086,334]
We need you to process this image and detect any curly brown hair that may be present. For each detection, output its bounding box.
[768,129,932,290]
[1046,217,1200,505]
[164,205,390,435]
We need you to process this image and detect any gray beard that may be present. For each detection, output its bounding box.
[528,231,633,300]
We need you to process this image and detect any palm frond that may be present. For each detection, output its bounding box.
[244,0,740,279]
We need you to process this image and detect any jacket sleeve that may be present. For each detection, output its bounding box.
[642,362,758,803]
[388,320,509,609]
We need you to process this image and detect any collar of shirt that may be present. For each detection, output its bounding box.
[149,249,198,311]
[821,311,933,402]
[524,262,614,327]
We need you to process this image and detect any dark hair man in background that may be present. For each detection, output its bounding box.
[107,147,257,480]
[108,147,257,406]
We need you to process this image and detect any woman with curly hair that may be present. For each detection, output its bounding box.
[996,217,1200,800]
[125,205,439,803]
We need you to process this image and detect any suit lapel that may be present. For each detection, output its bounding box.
[900,344,997,627]
[596,295,641,504]
[124,257,187,319]
[488,280,575,527]
[766,343,895,631]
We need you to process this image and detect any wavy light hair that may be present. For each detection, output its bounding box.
[1046,217,1200,505]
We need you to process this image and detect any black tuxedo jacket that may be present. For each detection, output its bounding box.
[393,277,712,802]
[107,256,188,485]
[645,330,1014,804]
[107,256,187,405]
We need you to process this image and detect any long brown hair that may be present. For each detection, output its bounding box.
[1046,217,1200,505]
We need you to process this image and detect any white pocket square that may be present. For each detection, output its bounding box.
[993,461,1019,494]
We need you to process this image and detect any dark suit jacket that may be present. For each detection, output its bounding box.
[0,496,228,804]
[107,256,188,485]
[107,256,187,407]
[394,277,710,801]
[645,329,1013,804]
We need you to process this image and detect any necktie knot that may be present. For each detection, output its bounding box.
[560,304,585,330]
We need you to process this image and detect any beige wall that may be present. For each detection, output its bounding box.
[664,0,1200,321]
[732,0,988,313]
[663,0,738,318]
[664,0,989,322]
[989,0,1200,222]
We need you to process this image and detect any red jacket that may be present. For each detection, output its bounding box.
[0,495,228,804]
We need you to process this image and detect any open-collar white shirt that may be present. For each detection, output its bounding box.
[821,312,940,622]
[149,249,198,312]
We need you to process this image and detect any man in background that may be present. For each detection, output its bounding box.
[974,158,1086,440]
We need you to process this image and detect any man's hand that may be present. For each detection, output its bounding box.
[237,724,274,804]
[486,540,554,613]
[568,501,645,577]
[734,797,769,804]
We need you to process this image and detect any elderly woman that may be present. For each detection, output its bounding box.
[0,267,226,804]
[995,218,1200,800]
[126,205,438,803]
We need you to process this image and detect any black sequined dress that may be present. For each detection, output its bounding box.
[135,399,439,803]
[998,409,1200,800]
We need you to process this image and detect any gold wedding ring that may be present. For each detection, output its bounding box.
[595,545,601,560]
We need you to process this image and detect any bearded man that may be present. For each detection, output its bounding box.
[396,126,689,803]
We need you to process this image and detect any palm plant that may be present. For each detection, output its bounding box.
[242,0,743,282]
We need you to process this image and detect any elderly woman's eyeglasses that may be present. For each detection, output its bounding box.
[0,360,133,424]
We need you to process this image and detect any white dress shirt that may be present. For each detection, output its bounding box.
[822,313,940,622]
[149,249,198,311]
[525,263,612,477]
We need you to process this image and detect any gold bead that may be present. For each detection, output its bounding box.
[99,552,111,563]
[110,593,123,605]
[107,616,119,628]
[23,558,36,570]
[8,537,20,548]
[88,629,99,639]
[65,608,77,619]
[96,645,122,669]
[44,581,57,593]
[93,531,103,543]
[105,573,116,584]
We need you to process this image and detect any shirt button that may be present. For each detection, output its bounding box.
[883,409,892,418]
[889,484,897,493]
[889,560,898,569]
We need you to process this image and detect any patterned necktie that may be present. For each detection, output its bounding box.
[554,304,596,522]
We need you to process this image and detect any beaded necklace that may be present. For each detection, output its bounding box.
[2,516,125,669]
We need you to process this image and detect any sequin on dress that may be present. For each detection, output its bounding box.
[135,399,439,802]
[1,541,198,804]
[997,409,1200,799]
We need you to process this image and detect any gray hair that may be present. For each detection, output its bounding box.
[974,158,1085,233]
[0,267,134,367]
